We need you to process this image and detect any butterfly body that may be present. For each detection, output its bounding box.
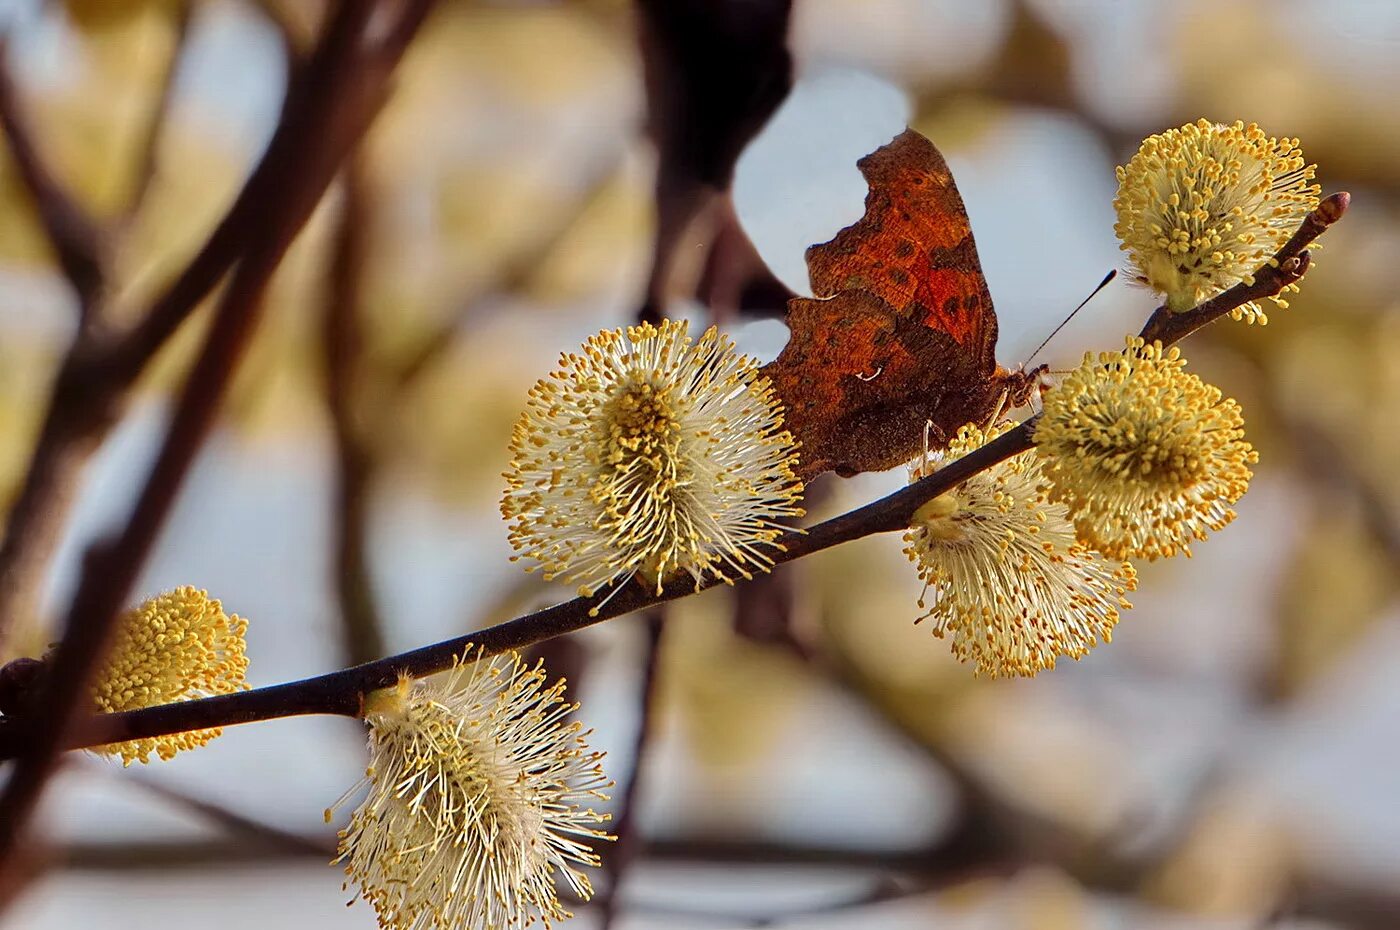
[761,129,1038,478]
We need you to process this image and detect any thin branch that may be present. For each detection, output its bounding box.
[48,829,1400,929]
[101,0,390,384]
[0,421,1030,759]
[0,194,1349,765]
[0,38,107,309]
[597,609,665,928]
[59,838,326,871]
[0,373,118,654]
[0,138,339,878]
[1138,192,1349,346]
[0,0,437,876]
[1284,873,1400,930]
[0,9,236,647]
[1287,417,1400,566]
[98,762,336,858]
[0,0,439,648]
[0,0,374,645]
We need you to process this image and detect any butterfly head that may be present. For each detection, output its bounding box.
[1002,363,1051,410]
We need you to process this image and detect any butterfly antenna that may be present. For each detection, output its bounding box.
[1023,270,1117,367]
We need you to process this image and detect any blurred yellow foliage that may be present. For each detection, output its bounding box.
[32,9,179,218]
[1144,790,1294,916]
[1008,868,1092,930]
[940,684,1131,840]
[63,0,180,33]
[516,170,649,304]
[664,591,807,768]
[815,527,972,695]
[0,339,54,511]
[1275,503,1394,697]
[1175,0,1400,189]
[389,332,539,507]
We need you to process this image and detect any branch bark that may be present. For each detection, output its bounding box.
[1137,192,1348,345]
[0,420,1026,761]
[0,191,1348,780]
[597,609,666,928]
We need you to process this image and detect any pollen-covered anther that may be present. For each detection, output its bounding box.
[90,586,250,765]
[1034,337,1259,560]
[903,423,1137,678]
[328,650,614,930]
[1114,118,1319,322]
[502,320,804,608]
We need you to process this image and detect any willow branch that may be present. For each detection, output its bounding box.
[50,831,1399,929]
[0,11,233,647]
[0,423,1034,760]
[0,193,1349,763]
[101,0,418,383]
[1138,192,1349,345]
[597,609,665,928]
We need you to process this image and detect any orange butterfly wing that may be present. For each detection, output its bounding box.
[762,129,1024,477]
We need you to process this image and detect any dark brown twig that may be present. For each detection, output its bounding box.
[48,828,1400,928]
[0,422,1032,760]
[1138,192,1348,346]
[0,0,412,648]
[597,609,666,928]
[0,193,1347,768]
[57,837,326,871]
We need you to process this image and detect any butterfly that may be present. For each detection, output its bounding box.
[760,129,1042,478]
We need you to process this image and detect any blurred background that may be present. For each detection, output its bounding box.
[1,0,1398,927]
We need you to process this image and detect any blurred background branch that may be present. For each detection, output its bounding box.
[0,0,437,887]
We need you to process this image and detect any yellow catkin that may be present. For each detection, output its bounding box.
[1114,118,1319,322]
[904,423,1137,678]
[501,320,803,610]
[1035,337,1259,560]
[90,587,249,765]
[328,651,613,930]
